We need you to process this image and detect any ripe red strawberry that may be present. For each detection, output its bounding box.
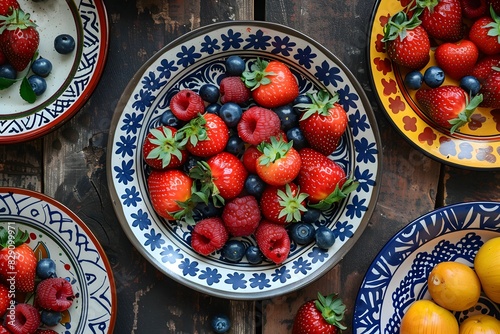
[4,303,41,334]
[461,0,488,19]
[219,76,251,105]
[434,40,479,80]
[147,169,194,221]
[260,183,308,224]
[190,217,228,256]
[237,106,281,145]
[36,277,75,312]
[242,58,299,108]
[142,125,188,169]
[415,86,483,133]
[0,49,5,66]
[297,90,348,156]
[418,0,464,42]
[0,9,39,72]
[169,89,205,121]
[255,136,301,186]
[255,221,290,265]
[0,284,10,317]
[0,228,37,293]
[178,113,229,157]
[241,145,261,174]
[470,55,500,83]
[479,68,500,107]
[292,293,347,334]
[0,0,19,17]
[297,148,358,209]
[383,11,431,70]
[221,196,261,236]
[469,7,500,55]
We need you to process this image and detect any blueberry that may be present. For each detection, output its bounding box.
[289,222,316,245]
[315,226,336,249]
[273,104,298,131]
[211,314,231,334]
[199,83,220,103]
[245,245,263,264]
[183,155,203,174]
[54,34,76,54]
[36,258,57,279]
[293,94,312,115]
[460,75,481,96]
[160,109,182,128]
[28,75,47,96]
[31,58,52,77]
[219,102,242,128]
[0,64,17,80]
[225,55,246,76]
[205,103,221,115]
[225,134,245,155]
[286,127,307,150]
[40,310,62,326]
[404,70,423,90]
[302,208,321,224]
[244,174,266,198]
[193,201,222,220]
[424,66,445,88]
[222,240,246,262]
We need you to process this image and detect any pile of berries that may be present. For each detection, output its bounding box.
[382,0,500,134]
[0,228,75,334]
[0,0,75,102]
[143,55,357,265]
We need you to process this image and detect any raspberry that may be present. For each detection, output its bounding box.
[219,76,251,105]
[191,218,229,256]
[169,89,205,121]
[36,277,75,312]
[222,196,261,236]
[237,106,281,145]
[255,221,291,264]
[241,146,261,174]
[35,330,59,334]
[4,303,41,334]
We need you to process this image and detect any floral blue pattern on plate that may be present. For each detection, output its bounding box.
[108,21,381,299]
[0,187,116,333]
[353,201,500,333]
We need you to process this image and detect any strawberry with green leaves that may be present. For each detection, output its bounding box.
[296,90,348,157]
[242,58,299,108]
[0,0,19,16]
[416,0,464,42]
[142,125,188,169]
[415,86,483,133]
[255,220,290,265]
[255,136,301,186]
[382,11,431,70]
[260,183,308,224]
[470,55,500,83]
[434,40,479,81]
[469,6,500,55]
[479,67,500,108]
[292,293,347,334]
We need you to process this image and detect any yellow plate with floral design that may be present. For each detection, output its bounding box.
[369,0,500,170]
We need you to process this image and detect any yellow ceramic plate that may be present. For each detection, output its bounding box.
[369,0,500,170]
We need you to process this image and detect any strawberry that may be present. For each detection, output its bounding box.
[169,89,205,121]
[219,76,251,105]
[479,67,500,107]
[434,39,479,80]
[147,169,194,221]
[0,49,5,66]
[0,0,19,17]
[255,136,301,186]
[221,196,261,236]
[236,106,281,145]
[242,58,299,108]
[470,55,500,83]
[177,113,229,157]
[292,293,347,334]
[297,90,348,156]
[469,7,500,55]
[142,125,188,169]
[415,85,483,133]
[383,11,431,70]
[461,0,488,19]
[259,183,308,224]
[255,221,290,265]
[241,145,261,173]
[0,228,37,293]
[0,284,10,317]
[417,0,464,42]
[297,148,358,209]
[0,9,39,72]
[4,303,40,334]
[190,217,228,256]
[36,277,75,312]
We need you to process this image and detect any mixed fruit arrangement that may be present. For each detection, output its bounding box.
[400,236,500,333]
[0,0,76,103]
[142,55,358,265]
[381,0,500,134]
[0,227,76,334]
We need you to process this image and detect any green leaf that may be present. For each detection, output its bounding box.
[20,77,36,103]
[0,77,16,89]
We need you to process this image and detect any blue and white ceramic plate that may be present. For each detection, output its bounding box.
[0,0,108,144]
[353,201,500,333]
[0,187,116,333]
[108,21,381,299]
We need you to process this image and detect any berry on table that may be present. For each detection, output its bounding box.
[423,66,445,88]
[315,226,336,249]
[302,208,321,224]
[286,127,307,150]
[460,75,481,96]
[404,70,424,90]
[222,195,261,237]
[219,102,243,128]
[54,34,75,54]
[28,75,47,96]
[36,277,75,312]
[199,83,220,103]
[225,55,246,76]
[245,245,263,264]
[289,222,316,245]
[191,218,229,256]
[4,303,41,334]
[31,58,52,77]
[211,313,231,334]
[36,258,57,279]
[273,104,298,131]
[40,309,62,327]
[160,109,183,128]
[244,174,266,198]
[205,103,221,115]
[219,76,251,105]
[221,239,246,262]
[225,134,245,155]
[0,64,17,80]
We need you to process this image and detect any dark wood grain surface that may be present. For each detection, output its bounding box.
[1,0,499,333]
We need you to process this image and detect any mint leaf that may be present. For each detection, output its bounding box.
[0,77,16,90]
[20,77,36,103]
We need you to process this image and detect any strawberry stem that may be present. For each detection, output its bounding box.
[309,178,359,211]
[315,293,347,331]
[449,93,483,134]
[382,10,422,42]
[241,57,276,90]
[0,226,29,249]
[295,90,339,120]
[276,184,309,223]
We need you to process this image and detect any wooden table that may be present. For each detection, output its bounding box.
[2,0,499,333]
